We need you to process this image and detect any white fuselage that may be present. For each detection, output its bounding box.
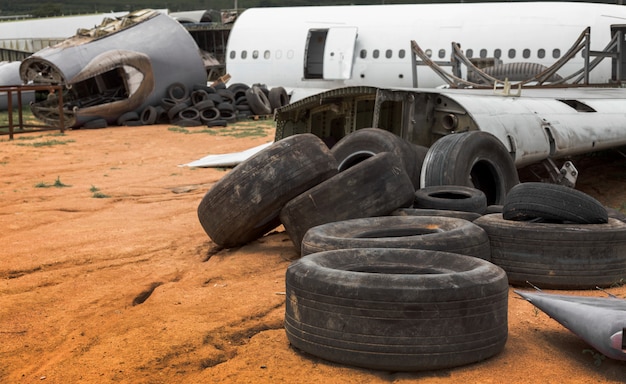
[226,2,626,99]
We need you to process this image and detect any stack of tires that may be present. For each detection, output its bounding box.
[474,182,626,289]
[197,128,511,372]
[89,81,290,129]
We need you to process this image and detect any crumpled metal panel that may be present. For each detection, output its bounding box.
[20,9,206,127]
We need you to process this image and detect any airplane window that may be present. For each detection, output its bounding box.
[480,49,487,58]
[399,49,405,58]
[386,49,392,59]
[494,49,501,59]
[508,49,515,59]
[229,51,236,59]
[438,49,445,59]
[252,50,259,59]
[360,49,367,59]
[241,51,247,59]
[264,50,270,59]
[373,49,380,59]
[276,50,282,59]
[553,49,561,58]
[466,49,473,58]
[425,49,432,58]
[287,49,294,59]
[523,49,530,59]
[538,49,545,59]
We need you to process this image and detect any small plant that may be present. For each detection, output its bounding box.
[34,176,71,188]
[53,176,70,188]
[582,349,606,366]
[168,126,190,134]
[90,185,110,198]
[16,139,75,147]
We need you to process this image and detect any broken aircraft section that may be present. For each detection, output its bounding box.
[19,9,207,128]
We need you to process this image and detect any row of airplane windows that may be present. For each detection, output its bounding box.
[230,47,568,61]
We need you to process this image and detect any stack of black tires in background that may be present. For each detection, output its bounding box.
[196,128,626,372]
[105,81,288,128]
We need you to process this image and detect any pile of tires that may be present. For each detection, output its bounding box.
[196,127,507,253]
[196,127,512,372]
[475,182,626,289]
[98,81,290,128]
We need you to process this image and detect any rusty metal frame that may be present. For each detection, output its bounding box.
[0,84,64,140]
[411,26,622,89]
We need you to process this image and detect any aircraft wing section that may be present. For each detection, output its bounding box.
[181,142,273,168]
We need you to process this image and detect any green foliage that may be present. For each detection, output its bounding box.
[53,176,71,187]
[15,139,74,147]
[31,3,63,17]
[90,185,110,198]
[34,176,71,188]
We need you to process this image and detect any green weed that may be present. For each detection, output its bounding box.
[16,139,74,147]
[34,176,71,188]
[90,185,110,198]
[53,176,70,187]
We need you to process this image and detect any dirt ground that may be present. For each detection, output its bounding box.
[1,121,626,384]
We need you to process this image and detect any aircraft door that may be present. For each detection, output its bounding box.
[323,27,357,80]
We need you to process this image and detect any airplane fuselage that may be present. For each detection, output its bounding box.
[226,2,626,98]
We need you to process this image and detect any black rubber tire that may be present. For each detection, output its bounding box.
[116,111,140,126]
[330,128,425,189]
[280,152,415,250]
[178,107,201,121]
[140,105,158,125]
[155,106,168,124]
[486,205,504,214]
[414,185,487,214]
[160,97,176,111]
[167,82,189,102]
[268,86,289,111]
[392,207,482,222]
[207,93,224,105]
[217,103,236,122]
[217,89,236,104]
[245,85,272,115]
[167,101,190,121]
[474,213,626,289]
[190,89,210,105]
[404,142,429,190]
[421,131,519,205]
[172,118,202,127]
[82,118,108,129]
[502,182,608,224]
[206,119,228,127]
[197,134,338,247]
[301,215,491,260]
[200,107,220,123]
[226,82,250,100]
[285,248,508,371]
[193,99,215,112]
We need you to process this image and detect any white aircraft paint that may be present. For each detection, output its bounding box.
[226,2,626,100]
[182,142,273,168]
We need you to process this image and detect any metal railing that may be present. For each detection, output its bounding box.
[0,84,64,140]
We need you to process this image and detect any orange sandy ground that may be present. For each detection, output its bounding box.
[1,122,625,384]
